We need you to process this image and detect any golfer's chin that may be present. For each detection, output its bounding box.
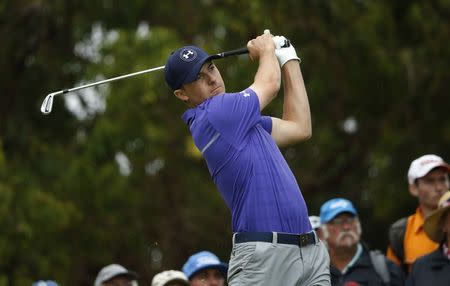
[211,86,225,96]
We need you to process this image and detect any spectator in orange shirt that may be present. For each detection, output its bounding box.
[386,154,450,273]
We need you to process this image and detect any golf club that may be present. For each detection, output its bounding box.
[41,38,290,115]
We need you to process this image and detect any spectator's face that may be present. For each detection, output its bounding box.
[190,269,224,286]
[324,213,361,249]
[412,168,449,210]
[102,277,135,286]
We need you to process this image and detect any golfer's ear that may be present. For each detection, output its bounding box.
[174,89,188,102]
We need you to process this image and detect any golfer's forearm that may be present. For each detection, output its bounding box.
[281,62,311,139]
[254,52,281,95]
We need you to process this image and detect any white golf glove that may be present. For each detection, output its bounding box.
[272,35,288,49]
[273,36,301,67]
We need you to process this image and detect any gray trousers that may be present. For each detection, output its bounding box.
[228,232,330,286]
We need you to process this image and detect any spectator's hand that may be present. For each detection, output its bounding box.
[274,36,301,67]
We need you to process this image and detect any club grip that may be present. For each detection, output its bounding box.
[215,47,249,58]
[215,39,291,59]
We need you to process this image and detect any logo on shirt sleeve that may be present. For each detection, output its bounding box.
[241,91,250,97]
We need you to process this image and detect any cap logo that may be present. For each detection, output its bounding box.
[180,49,197,62]
[329,200,349,209]
[420,159,440,166]
[196,256,219,267]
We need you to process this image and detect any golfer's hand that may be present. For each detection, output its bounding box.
[247,33,276,61]
[274,36,300,67]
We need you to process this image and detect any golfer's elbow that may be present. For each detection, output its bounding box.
[295,124,312,142]
[301,128,312,141]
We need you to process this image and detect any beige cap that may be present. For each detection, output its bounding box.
[424,191,450,242]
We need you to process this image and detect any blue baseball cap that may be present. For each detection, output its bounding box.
[182,251,228,279]
[164,45,220,90]
[320,198,358,224]
[32,281,59,286]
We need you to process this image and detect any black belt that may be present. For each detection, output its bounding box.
[234,231,316,247]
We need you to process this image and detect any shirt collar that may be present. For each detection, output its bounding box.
[412,207,426,235]
[342,243,363,274]
[181,108,196,125]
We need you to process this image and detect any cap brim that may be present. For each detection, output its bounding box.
[182,55,218,87]
[105,271,138,283]
[416,163,450,180]
[188,263,228,280]
[323,210,357,223]
[424,207,450,242]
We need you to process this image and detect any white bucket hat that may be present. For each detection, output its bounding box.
[151,270,188,286]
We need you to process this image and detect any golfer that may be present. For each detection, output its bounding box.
[164,31,330,285]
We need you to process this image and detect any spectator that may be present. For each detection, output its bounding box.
[309,215,324,240]
[32,281,59,286]
[94,264,138,286]
[386,154,450,272]
[151,270,188,286]
[182,251,227,286]
[320,198,405,286]
[406,191,450,285]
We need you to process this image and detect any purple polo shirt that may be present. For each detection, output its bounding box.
[181,88,311,234]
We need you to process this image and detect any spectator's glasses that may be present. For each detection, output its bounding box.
[329,216,356,226]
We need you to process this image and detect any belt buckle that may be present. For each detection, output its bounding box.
[299,234,309,247]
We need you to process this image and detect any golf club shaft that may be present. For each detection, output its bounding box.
[61,65,166,95]
[40,46,251,115]
[54,48,248,96]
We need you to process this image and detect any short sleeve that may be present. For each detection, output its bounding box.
[207,88,261,148]
[260,116,272,134]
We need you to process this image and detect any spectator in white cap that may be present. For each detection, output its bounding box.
[182,251,227,286]
[309,215,324,240]
[94,264,138,286]
[151,270,188,286]
[386,154,450,273]
[407,191,450,285]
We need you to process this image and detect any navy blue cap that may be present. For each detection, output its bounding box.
[320,198,358,224]
[164,45,219,90]
[182,251,228,280]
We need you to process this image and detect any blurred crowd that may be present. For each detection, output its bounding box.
[33,154,450,285]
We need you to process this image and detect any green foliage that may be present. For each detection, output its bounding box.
[1,0,449,285]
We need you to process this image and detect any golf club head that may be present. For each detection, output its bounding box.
[41,93,56,114]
